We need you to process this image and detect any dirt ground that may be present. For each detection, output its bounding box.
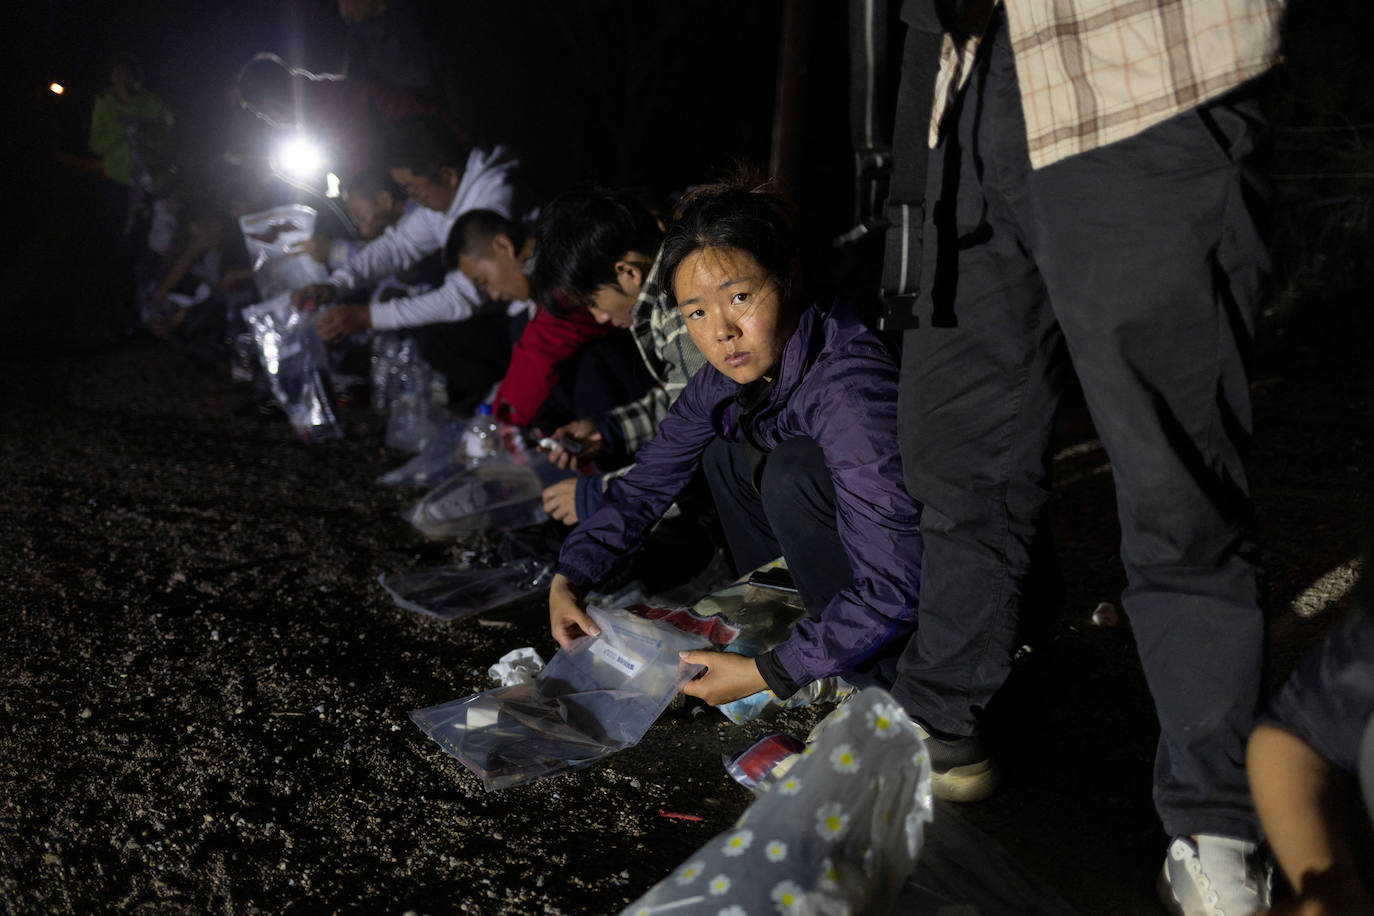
[0,285,1369,915]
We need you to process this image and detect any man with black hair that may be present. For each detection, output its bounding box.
[342,169,409,241]
[451,209,537,306]
[291,117,529,410]
[530,188,708,525]
[449,210,652,430]
[296,168,411,269]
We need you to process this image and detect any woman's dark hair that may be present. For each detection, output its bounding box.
[657,177,798,310]
[530,187,664,314]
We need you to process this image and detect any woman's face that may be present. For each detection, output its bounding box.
[674,247,796,385]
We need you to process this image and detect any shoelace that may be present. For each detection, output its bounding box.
[1171,840,1224,915]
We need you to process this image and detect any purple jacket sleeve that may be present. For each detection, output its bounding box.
[555,368,726,587]
[768,343,923,686]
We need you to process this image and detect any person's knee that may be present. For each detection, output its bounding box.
[700,436,736,485]
[759,438,833,519]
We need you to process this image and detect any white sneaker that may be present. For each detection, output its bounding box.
[1157,835,1271,916]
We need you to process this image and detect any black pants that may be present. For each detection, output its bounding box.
[536,331,656,431]
[701,436,906,690]
[892,11,1269,840]
[702,436,852,619]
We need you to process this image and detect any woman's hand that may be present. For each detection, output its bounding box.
[549,573,599,647]
[546,418,604,469]
[679,651,768,706]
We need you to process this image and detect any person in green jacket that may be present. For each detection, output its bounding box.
[89,54,172,190]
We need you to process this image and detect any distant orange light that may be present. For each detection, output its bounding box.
[49,83,65,95]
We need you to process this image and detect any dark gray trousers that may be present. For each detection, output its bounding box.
[892,12,1270,840]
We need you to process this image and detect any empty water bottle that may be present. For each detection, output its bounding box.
[462,404,503,464]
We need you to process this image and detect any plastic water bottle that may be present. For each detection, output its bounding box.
[462,404,502,464]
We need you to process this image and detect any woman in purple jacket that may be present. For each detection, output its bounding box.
[548,181,923,706]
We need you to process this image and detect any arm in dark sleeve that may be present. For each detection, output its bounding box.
[755,651,802,698]
[573,474,606,523]
[555,368,727,588]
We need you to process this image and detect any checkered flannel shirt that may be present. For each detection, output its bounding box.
[928,0,1284,169]
[598,247,708,489]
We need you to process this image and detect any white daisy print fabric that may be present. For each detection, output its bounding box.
[617,688,934,915]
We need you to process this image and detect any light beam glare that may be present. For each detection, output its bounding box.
[275,135,325,180]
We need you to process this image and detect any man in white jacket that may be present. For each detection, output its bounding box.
[299,116,533,409]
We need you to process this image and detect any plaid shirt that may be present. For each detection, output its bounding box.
[603,248,708,459]
[928,0,1284,169]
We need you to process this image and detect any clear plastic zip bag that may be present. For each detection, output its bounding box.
[409,605,710,790]
[620,688,934,916]
[239,204,328,299]
[241,293,342,441]
[401,457,574,538]
[378,418,470,486]
[377,557,554,621]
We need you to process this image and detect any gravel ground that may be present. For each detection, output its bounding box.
[0,296,1369,913]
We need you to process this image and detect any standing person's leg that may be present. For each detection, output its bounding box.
[891,13,1068,752]
[1029,84,1272,846]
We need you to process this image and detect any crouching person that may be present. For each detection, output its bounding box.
[547,180,923,707]
[525,187,709,525]
[450,208,652,430]
[300,116,528,412]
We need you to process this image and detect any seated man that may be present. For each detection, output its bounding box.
[293,116,529,411]
[296,168,412,270]
[528,188,708,525]
[449,209,653,429]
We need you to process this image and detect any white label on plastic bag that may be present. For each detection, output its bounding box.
[589,640,642,678]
